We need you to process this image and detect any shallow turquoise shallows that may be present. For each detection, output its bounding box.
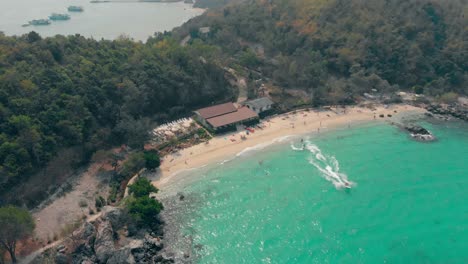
[160,119,468,263]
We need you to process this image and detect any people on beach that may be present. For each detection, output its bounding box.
[157,106,416,185]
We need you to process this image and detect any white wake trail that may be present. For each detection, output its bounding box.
[292,141,355,189]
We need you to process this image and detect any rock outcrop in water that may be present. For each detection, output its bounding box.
[30,206,173,264]
[404,124,436,142]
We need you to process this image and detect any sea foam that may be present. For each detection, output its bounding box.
[292,140,355,189]
[236,135,295,157]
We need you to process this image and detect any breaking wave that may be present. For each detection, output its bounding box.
[292,141,355,189]
[236,135,295,157]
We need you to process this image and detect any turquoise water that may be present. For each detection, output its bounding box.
[161,119,468,263]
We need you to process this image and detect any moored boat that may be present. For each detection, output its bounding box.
[49,13,71,20]
[29,19,51,26]
[68,6,84,12]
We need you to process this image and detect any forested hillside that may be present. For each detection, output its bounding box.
[0,32,233,205]
[179,0,467,104]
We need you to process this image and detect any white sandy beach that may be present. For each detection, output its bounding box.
[154,104,425,187]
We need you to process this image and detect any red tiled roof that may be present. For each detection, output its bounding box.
[196,103,237,119]
[206,107,258,128]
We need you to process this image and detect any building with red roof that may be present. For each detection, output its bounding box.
[194,103,259,132]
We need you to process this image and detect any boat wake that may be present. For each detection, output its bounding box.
[292,141,355,189]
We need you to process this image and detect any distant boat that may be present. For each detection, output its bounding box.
[90,0,110,3]
[68,6,84,12]
[29,19,51,26]
[49,13,71,20]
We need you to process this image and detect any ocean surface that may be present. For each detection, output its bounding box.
[159,118,468,263]
[0,0,203,41]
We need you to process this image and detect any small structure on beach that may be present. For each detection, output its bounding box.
[242,97,274,115]
[151,117,197,146]
[194,102,259,132]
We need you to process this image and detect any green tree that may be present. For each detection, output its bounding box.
[128,177,158,198]
[0,206,35,263]
[26,31,41,43]
[143,150,160,170]
[239,49,260,67]
[413,85,424,95]
[127,196,163,228]
[114,116,151,150]
[0,33,233,207]
[119,152,145,179]
[126,178,162,229]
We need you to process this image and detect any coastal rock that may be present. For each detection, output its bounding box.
[82,222,96,239]
[107,248,135,264]
[94,220,116,263]
[101,206,125,230]
[426,104,468,121]
[72,243,97,264]
[404,124,436,141]
[153,253,175,263]
[178,192,185,201]
[144,235,164,255]
[56,244,67,253]
[40,206,168,264]
[55,252,68,264]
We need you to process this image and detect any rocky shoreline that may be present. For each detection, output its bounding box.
[425,103,468,122]
[31,206,173,264]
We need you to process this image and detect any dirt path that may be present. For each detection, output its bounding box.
[32,163,111,242]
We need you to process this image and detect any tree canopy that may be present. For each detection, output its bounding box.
[177,0,467,101]
[144,150,161,170]
[127,178,163,229]
[128,177,158,198]
[0,33,234,206]
[0,206,35,263]
[127,196,164,229]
